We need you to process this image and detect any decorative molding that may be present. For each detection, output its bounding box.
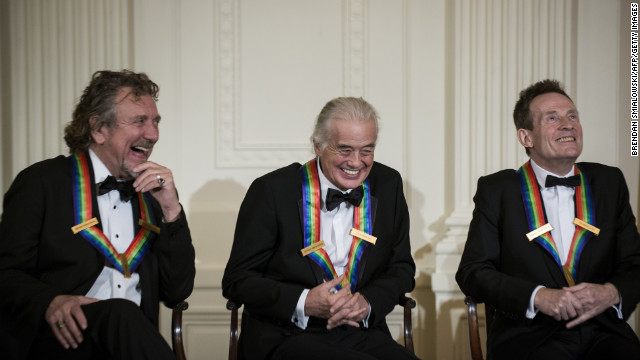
[344,0,366,96]
[215,0,371,167]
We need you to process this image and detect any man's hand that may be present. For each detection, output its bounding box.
[326,292,369,329]
[304,276,350,319]
[534,287,583,321]
[564,282,619,328]
[44,295,99,349]
[132,161,181,221]
[304,276,371,330]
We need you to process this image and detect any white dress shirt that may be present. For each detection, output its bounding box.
[84,149,142,305]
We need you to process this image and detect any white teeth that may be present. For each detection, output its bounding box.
[134,146,149,153]
[342,168,358,175]
[557,137,575,142]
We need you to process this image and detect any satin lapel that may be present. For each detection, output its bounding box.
[84,152,104,233]
[298,192,324,284]
[82,152,108,267]
[571,165,596,284]
[355,191,377,287]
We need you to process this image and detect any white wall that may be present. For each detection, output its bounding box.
[1,1,637,359]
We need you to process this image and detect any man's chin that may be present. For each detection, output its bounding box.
[336,178,366,190]
[121,163,142,179]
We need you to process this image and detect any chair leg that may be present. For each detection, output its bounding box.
[227,301,239,360]
[464,296,484,360]
[399,295,416,354]
[172,301,189,360]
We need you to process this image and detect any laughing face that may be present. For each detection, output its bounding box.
[314,118,377,191]
[90,88,160,180]
[518,92,583,174]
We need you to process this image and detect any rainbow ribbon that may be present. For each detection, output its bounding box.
[70,152,155,277]
[300,159,373,291]
[518,161,595,285]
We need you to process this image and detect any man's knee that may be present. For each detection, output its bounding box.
[83,298,151,330]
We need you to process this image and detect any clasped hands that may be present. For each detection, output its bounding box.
[305,275,370,330]
[534,282,620,328]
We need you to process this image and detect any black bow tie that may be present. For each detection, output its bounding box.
[97,175,136,202]
[325,186,364,211]
[545,174,581,188]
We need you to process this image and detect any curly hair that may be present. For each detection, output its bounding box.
[64,70,159,154]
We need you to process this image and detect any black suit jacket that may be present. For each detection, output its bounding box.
[456,162,640,358]
[222,161,416,359]
[0,153,196,359]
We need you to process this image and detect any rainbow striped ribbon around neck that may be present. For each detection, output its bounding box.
[70,152,156,277]
[518,161,596,286]
[300,159,372,291]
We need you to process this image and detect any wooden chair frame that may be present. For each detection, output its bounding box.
[464,296,494,360]
[226,295,417,360]
[171,301,189,360]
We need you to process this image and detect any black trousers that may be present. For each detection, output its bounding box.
[269,324,419,360]
[525,321,640,360]
[28,298,175,360]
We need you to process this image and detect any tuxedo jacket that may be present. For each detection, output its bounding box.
[456,162,640,358]
[222,161,416,359]
[0,153,196,359]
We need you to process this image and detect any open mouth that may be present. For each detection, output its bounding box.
[556,136,575,143]
[342,168,359,175]
[131,145,150,154]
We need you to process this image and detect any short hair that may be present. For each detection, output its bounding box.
[513,79,573,130]
[64,70,159,154]
[311,97,379,150]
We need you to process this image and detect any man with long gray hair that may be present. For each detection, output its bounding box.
[223,97,417,359]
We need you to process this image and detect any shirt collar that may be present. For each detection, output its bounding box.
[529,159,574,190]
[316,158,355,210]
[89,149,113,184]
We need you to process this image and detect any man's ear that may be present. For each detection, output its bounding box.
[90,116,106,145]
[313,141,322,157]
[517,128,533,149]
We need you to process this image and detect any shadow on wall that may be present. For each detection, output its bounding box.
[187,178,247,267]
[405,182,441,359]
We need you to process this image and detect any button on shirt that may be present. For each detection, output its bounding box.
[85,150,142,305]
[292,161,361,329]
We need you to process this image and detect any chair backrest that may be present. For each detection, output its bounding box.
[226,295,416,360]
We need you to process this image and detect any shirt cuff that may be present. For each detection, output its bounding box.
[526,285,545,319]
[612,295,623,319]
[361,303,372,328]
[292,289,310,329]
